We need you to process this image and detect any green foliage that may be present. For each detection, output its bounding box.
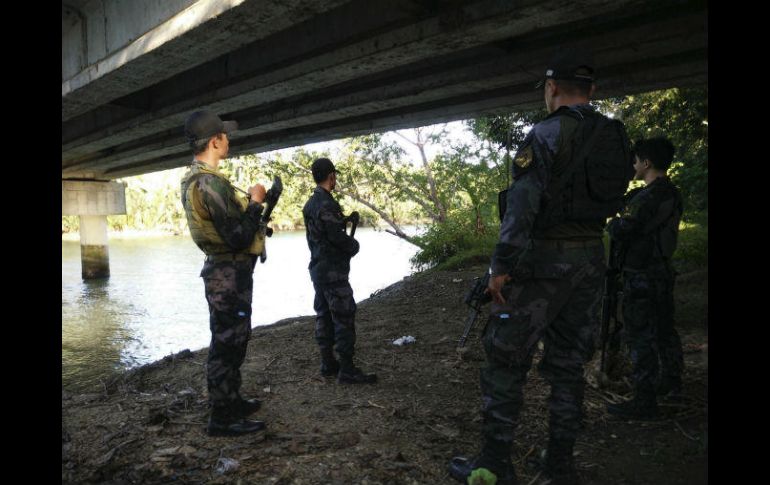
[120,169,189,233]
[62,216,79,233]
[672,211,708,271]
[467,109,548,151]
[410,211,498,271]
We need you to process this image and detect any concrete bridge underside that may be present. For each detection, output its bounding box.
[62,0,707,181]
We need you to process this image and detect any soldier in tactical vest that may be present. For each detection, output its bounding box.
[180,110,267,436]
[450,49,633,485]
[605,138,685,420]
[302,158,377,384]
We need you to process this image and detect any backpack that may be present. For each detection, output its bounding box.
[535,107,634,229]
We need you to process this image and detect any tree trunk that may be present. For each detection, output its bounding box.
[395,129,446,223]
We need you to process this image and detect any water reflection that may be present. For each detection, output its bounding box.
[62,228,418,391]
[62,278,141,390]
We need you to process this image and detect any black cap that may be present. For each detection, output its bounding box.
[535,48,595,88]
[311,157,338,182]
[184,110,238,142]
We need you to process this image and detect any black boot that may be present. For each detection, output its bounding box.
[321,352,340,377]
[338,358,377,384]
[232,396,262,417]
[321,360,340,377]
[448,455,518,484]
[207,407,266,437]
[606,394,659,420]
[656,375,683,399]
[338,365,377,384]
[320,350,340,377]
[543,438,580,485]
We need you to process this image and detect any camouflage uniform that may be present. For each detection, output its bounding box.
[480,104,628,463]
[607,177,684,398]
[181,161,263,415]
[302,186,360,365]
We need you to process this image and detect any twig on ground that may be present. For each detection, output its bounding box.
[95,438,139,466]
[526,471,542,485]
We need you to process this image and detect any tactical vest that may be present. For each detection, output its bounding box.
[534,106,633,231]
[620,180,683,269]
[180,163,265,256]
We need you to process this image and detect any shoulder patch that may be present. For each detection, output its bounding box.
[513,146,533,169]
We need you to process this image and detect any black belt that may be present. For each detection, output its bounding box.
[531,239,603,250]
[205,253,253,263]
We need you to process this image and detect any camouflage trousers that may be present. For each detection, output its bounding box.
[312,280,357,361]
[480,242,605,458]
[621,266,683,396]
[201,257,256,412]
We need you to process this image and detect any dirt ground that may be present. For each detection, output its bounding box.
[62,264,708,484]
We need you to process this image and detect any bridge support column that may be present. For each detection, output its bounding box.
[79,215,110,278]
[62,180,126,280]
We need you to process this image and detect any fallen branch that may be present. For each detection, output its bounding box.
[95,438,139,466]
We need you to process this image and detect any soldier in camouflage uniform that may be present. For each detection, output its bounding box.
[180,110,267,436]
[606,138,684,420]
[450,50,633,485]
[302,158,377,384]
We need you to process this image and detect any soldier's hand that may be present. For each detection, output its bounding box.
[249,184,267,204]
[487,273,511,305]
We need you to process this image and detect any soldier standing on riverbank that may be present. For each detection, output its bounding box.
[449,49,634,485]
[180,110,267,436]
[302,158,377,384]
[605,137,685,420]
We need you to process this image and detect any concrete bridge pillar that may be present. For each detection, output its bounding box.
[62,180,126,279]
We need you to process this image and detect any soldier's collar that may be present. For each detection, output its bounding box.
[192,160,224,176]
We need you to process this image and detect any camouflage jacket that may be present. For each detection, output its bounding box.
[302,186,359,284]
[490,104,606,276]
[180,161,264,255]
[607,176,683,271]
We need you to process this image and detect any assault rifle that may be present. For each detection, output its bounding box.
[344,211,360,238]
[458,271,493,348]
[257,176,283,263]
[261,176,283,237]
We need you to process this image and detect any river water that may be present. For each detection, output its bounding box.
[62,228,419,391]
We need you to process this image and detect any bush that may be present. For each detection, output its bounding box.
[410,214,497,271]
[673,211,708,271]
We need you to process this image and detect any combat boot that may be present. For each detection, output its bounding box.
[656,375,683,400]
[448,454,518,484]
[232,396,262,417]
[321,360,340,377]
[337,358,377,384]
[338,365,377,384]
[207,407,266,437]
[542,438,580,485]
[320,350,340,377]
[606,394,659,420]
